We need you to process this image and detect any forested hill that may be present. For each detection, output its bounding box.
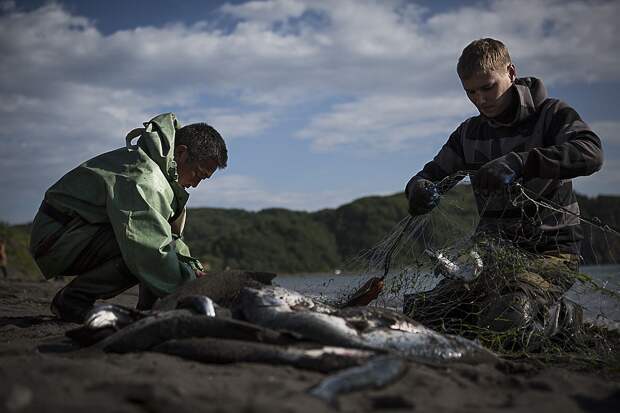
[183,185,620,273]
[3,186,620,278]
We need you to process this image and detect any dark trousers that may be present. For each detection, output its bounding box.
[59,224,157,310]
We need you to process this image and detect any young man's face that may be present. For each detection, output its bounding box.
[175,145,219,189]
[460,64,516,118]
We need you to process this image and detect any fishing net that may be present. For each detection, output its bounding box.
[336,172,620,366]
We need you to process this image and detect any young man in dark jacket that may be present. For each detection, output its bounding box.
[30,113,227,323]
[405,38,603,346]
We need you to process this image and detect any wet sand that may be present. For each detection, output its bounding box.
[1,277,619,413]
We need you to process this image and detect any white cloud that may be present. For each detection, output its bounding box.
[181,107,276,140]
[187,174,361,211]
[0,0,619,222]
[591,121,620,147]
[0,0,15,12]
[574,120,620,196]
[220,0,307,24]
[297,93,475,151]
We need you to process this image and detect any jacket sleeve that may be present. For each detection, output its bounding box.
[106,175,196,297]
[517,100,603,179]
[405,124,467,197]
[169,207,204,272]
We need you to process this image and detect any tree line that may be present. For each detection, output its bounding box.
[2,186,619,278]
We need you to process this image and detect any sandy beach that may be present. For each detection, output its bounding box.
[1,276,619,413]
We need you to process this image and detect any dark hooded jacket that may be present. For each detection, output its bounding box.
[406,77,603,254]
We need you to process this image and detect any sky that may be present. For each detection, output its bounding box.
[1,0,619,224]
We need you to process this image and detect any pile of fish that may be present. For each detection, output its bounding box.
[66,270,496,405]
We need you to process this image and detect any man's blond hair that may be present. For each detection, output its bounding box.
[457,38,512,79]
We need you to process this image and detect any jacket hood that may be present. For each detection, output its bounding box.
[126,113,181,182]
[488,77,548,127]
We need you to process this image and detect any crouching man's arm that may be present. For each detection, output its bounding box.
[106,177,199,297]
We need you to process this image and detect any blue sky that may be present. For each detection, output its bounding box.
[1,0,619,224]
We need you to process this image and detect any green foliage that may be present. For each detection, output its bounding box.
[576,194,620,264]
[185,184,484,273]
[4,188,620,277]
[183,186,620,273]
[0,222,41,280]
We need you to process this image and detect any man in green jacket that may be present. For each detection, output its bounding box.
[30,113,227,323]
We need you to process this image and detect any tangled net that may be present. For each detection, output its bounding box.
[336,172,620,367]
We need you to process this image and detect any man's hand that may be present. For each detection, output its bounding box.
[407,179,440,216]
[475,152,523,195]
[195,270,208,278]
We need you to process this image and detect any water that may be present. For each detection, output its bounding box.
[566,265,620,329]
[275,265,620,329]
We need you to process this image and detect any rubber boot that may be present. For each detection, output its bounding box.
[478,292,545,351]
[50,257,138,323]
[136,284,158,310]
[544,297,584,340]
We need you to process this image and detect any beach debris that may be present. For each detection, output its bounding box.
[237,285,496,363]
[308,355,408,407]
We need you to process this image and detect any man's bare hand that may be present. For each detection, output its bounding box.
[195,270,208,278]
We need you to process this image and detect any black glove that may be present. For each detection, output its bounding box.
[406,178,440,216]
[475,152,524,195]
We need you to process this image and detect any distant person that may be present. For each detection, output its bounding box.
[404,39,603,345]
[0,239,7,278]
[30,113,227,323]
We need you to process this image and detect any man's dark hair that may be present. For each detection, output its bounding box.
[175,123,228,169]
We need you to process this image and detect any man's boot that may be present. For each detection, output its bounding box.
[478,291,545,351]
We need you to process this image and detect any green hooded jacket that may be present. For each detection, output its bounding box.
[30,113,202,296]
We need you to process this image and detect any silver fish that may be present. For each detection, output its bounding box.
[308,355,408,406]
[83,304,145,331]
[237,286,496,363]
[425,248,483,282]
[93,309,288,352]
[154,338,377,373]
[176,295,216,317]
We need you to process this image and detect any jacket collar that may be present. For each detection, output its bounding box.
[485,77,547,127]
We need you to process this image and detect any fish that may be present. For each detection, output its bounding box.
[66,296,220,346]
[236,286,496,363]
[65,303,148,346]
[92,309,291,353]
[84,303,145,330]
[175,295,217,317]
[308,355,408,406]
[69,282,494,365]
[237,284,371,350]
[154,338,377,373]
[153,270,276,311]
[424,247,483,282]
